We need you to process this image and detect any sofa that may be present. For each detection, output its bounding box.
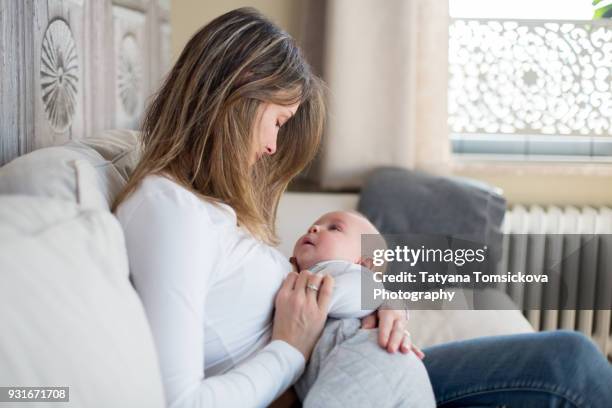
[0,130,533,407]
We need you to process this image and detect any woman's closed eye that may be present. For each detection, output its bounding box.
[276,117,288,129]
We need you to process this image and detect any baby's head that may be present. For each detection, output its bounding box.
[292,210,380,271]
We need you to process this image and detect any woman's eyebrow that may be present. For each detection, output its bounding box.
[279,112,294,127]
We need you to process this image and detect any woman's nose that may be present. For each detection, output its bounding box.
[265,143,276,155]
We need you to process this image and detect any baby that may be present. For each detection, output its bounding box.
[288,211,436,408]
[290,210,384,319]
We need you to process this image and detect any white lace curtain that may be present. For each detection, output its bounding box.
[298,0,451,190]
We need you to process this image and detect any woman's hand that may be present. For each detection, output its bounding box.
[361,309,425,359]
[272,270,334,360]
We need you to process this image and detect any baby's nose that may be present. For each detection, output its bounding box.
[309,225,320,233]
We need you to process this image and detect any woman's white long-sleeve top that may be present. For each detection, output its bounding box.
[115,174,305,408]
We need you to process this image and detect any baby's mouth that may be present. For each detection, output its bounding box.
[301,236,316,247]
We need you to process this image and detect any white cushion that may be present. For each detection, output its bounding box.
[0,195,165,408]
[78,129,142,182]
[0,129,141,211]
[408,309,534,349]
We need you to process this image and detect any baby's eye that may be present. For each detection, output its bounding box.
[330,224,341,231]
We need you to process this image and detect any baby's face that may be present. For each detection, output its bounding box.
[293,211,377,270]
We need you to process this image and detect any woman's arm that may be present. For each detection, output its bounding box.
[120,189,306,408]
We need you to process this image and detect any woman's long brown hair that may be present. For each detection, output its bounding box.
[112,7,326,245]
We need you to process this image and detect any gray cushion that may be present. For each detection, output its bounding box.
[358,167,506,291]
[358,167,506,249]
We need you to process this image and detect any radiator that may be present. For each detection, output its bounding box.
[499,205,612,360]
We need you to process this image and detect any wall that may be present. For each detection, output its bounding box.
[456,166,612,207]
[171,0,301,62]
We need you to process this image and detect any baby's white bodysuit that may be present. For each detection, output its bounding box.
[307,260,384,319]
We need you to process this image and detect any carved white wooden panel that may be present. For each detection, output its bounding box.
[158,0,171,71]
[147,0,171,92]
[0,0,26,163]
[158,0,170,20]
[111,5,149,129]
[40,20,79,133]
[160,22,172,77]
[113,0,149,12]
[0,0,171,165]
[32,0,86,149]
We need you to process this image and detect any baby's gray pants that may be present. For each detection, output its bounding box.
[294,318,436,408]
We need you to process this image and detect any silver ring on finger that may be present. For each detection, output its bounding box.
[306,283,320,292]
[402,330,412,345]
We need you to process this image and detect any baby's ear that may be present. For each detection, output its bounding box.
[289,256,299,271]
[358,257,374,270]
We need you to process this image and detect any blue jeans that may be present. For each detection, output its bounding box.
[422,330,612,408]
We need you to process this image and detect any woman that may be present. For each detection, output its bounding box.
[113,7,612,408]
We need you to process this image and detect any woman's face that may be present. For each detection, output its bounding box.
[250,101,300,165]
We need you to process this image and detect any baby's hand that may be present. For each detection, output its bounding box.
[399,329,425,359]
[358,257,374,270]
[361,309,425,359]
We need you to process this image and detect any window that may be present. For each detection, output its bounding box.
[449,0,612,162]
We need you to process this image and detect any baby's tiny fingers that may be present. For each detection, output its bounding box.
[400,330,412,354]
[361,313,377,329]
[316,274,334,313]
[387,321,406,353]
[377,312,396,348]
[412,345,425,360]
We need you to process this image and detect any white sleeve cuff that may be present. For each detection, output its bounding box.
[264,340,306,386]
